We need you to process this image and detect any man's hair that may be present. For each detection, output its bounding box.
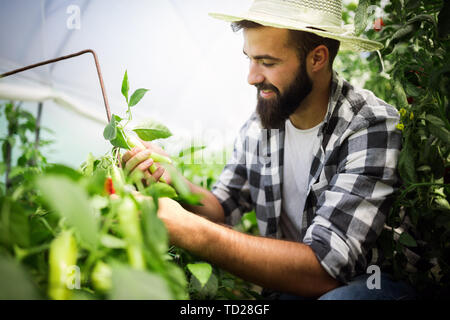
[231,20,340,69]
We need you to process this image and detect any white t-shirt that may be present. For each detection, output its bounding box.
[280,118,322,241]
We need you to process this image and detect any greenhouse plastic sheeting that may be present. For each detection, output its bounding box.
[0,0,255,166]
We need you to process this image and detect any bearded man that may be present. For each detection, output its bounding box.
[122,0,416,299]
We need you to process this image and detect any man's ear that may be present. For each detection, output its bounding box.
[309,45,329,72]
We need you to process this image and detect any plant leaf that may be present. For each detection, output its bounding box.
[354,0,370,36]
[110,127,130,150]
[148,183,178,199]
[121,70,129,104]
[187,262,212,288]
[103,120,116,141]
[398,231,417,247]
[110,265,172,300]
[100,234,126,249]
[36,175,99,250]
[44,164,83,181]
[189,272,218,299]
[0,255,41,299]
[398,135,417,184]
[129,88,149,107]
[0,198,30,248]
[141,199,168,255]
[178,146,206,158]
[392,24,415,41]
[425,114,450,144]
[132,119,172,141]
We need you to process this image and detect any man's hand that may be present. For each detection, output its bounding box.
[155,197,340,297]
[157,197,191,245]
[121,140,172,185]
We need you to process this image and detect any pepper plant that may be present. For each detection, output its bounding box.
[0,71,260,300]
[350,0,450,298]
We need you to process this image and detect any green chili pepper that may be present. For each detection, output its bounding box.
[91,261,112,292]
[117,197,146,270]
[48,230,78,300]
[110,165,125,195]
[126,135,171,183]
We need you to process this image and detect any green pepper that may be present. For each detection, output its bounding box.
[91,261,112,292]
[109,165,125,195]
[126,135,171,183]
[117,197,146,270]
[48,230,78,300]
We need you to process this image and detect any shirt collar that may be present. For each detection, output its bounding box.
[323,70,344,126]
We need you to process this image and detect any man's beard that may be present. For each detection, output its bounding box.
[256,63,313,129]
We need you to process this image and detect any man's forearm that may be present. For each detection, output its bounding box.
[180,178,226,224]
[170,207,341,298]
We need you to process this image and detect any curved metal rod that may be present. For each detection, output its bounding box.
[0,49,111,122]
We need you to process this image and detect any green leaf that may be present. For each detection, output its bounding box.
[141,199,168,255]
[85,168,108,196]
[128,88,149,107]
[81,153,96,176]
[392,24,415,41]
[398,135,417,184]
[110,127,130,150]
[100,234,126,249]
[148,182,178,199]
[354,0,370,36]
[404,83,423,97]
[189,272,218,299]
[393,80,409,109]
[44,164,83,181]
[435,198,450,211]
[178,146,206,158]
[121,70,129,104]
[163,165,189,197]
[36,175,99,250]
[110,265,172,300]
[132,119,172,141]
[0,198,30,248]
[425,115,450,145]
[398,231,417,247]
[407,14,436,28]
[179,193,204,206]
[0,255,41,299]
[103,119,117,141]
[163,263,189,299]
[187,262,212,288]
[242,211,258,231]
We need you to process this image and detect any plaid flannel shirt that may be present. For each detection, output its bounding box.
[211,71,402,283]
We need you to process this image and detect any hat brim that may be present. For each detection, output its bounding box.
[209,12,383,52]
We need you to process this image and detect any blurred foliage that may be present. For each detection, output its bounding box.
[0,100,261,300]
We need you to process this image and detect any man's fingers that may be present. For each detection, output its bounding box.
[122,148,141,166]
[124,149,152,173]
[152,166,165,182]
[136,158,154,172]
[143,170,156,184]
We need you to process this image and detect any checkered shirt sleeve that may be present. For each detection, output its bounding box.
[302,87,402,283]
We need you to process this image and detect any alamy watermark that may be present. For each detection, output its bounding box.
[366,264,381,290]
[65,265,81,290]
[66,5,81,30]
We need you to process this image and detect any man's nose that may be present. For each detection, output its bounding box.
[247,62,265,86]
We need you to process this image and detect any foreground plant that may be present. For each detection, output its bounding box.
[0,67,263,299]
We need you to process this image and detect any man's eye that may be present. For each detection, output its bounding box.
[262,62,275,67]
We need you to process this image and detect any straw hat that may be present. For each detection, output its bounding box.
[209,0,383,52]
